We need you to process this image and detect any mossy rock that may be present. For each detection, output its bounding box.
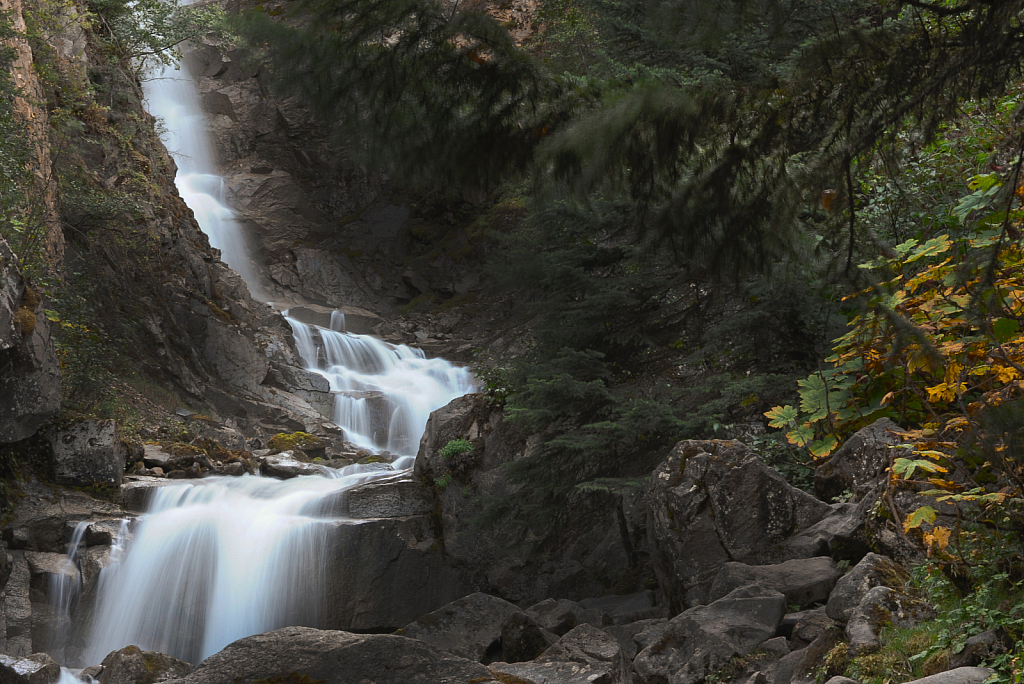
[268,432,326,455]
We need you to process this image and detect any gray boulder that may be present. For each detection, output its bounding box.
[500,611,558,663]
[490,623,633,684]
[900,668,994,684]
[709,558,842,609]
[259,452,332,479]
[399,592,521,662]
[161,626,491,684]
[0,652,60,684]
[96,645,192,684]
[647,440,832,611]
[526,598,578,636]
[602,618,667,660]
[633,585,787,684]
[825,553,907,622]
[814,419,904,502]
[48,420,126,488]
[845,585,935,656]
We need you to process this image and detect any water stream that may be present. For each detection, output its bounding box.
[44,48,474,676]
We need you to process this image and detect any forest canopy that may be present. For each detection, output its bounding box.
[235,0,1024,537]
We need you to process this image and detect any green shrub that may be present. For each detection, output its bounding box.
[439,438,474,461]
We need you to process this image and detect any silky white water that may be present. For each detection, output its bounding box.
[47,37,477,676]
[144,61,263,296]
[73,467,391,666]
[286,316,476,460]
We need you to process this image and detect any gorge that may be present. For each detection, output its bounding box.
[1,0,1023,682]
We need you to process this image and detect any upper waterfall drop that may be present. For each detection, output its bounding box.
[144,60,264,296]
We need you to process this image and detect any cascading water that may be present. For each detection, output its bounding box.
[46,33,476,677]
[73,468,387,666]
[286,316,475,465]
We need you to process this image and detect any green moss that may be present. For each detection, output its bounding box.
[268,432,326,453]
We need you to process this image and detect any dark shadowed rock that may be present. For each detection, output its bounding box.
[709,558,842,609]
[814,419,904,502]
[96,645,192,684]
[319,517,469,631]
[490,623,633,684]
[781,606,834,649]
[579,591,663,625]
[0,652,60,684]
[162,626,492,684]
[647,440,832,611]
[948,630,1004,669]
[0,237,61,445]
[633,585,787,684]
[527,598,578,636]
[825,553,907,622]
[500,611,558,663]
[400,592,521,662]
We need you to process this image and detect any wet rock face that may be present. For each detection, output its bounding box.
[0,237,61,445]
[646,440,832,612]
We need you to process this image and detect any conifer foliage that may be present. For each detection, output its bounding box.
[236,0,1024,543]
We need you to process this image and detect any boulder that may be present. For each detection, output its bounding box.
[160,626,491,684]
[845,585,934,656]
[0,652,60,684]
[0,237,61,445]
[900,668,994,684]
[814,419,905,502]
[646,440,832,611]
[948,630,1004,669]
[3,480,122,552]
[490,623,633,684]
[399,592,522,662]
[603,618,667,660]
[825,553,907,622]
[780,607,834,648]
[775,503,869,563]
[96,645,192,684]
[47,420,126,488]
[633,585,788,684]
[259,452,333,479]
[708,558,842,609]
[526,598,578,636]
[119,476,183,513]
[415,394,635,603]
[500,611,558,663]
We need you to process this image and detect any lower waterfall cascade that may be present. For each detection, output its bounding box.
[39,45,476,680]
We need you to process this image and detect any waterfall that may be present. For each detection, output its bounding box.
[45,33,478,676]
[74,467,392,666]
[144,60,264,296]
